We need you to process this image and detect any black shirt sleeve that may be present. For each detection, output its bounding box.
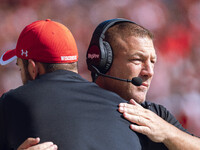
[140,101,192,150]
[142,101,191,135]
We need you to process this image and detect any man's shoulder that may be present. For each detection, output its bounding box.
[82,81,127,103]
[0,79,43,103]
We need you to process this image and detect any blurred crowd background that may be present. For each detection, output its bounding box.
[0,0,200,136]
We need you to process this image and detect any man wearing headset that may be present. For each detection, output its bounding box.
[86,18,200,150]
[18,19,200,150]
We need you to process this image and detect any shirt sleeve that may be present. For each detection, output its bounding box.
[144,101,192,135]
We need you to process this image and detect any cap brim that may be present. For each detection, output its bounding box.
[0,49,17,65]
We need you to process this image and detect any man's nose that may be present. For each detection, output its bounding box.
[141,61,154,77]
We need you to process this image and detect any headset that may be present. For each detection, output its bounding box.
[86,18,137,82]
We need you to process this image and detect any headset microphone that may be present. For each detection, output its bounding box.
[92,65,142,86]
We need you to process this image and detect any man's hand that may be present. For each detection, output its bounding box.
[118,99,200,150]
[118,99,173,143]
[17,137,58,150]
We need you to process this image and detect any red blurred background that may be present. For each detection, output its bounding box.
[0,0,199,136]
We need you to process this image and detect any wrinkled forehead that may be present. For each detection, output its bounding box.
[113,35,156,56]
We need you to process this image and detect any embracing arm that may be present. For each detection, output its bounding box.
[17,137,58,150]
[162,125,200,150]
[0,94,58,150]
[118,99,200,150]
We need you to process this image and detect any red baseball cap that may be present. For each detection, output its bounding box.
[0,19,78,65]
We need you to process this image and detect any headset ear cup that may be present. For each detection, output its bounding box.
[102,41,113,73]
[87,18,136,75]
[86,45,101,72]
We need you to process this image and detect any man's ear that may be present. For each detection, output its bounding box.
[28,59,38,80]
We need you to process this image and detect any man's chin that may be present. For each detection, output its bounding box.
[132,95,146,104]
[134,99,145,104]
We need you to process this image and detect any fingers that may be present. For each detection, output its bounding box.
[130,124,150,135]
[17,137,58,150]
[118,103,135,113]
[129,99,141,107]
[119,100,171,143]
[47,144,58,150]
[118,104,138,116]
[123,112,149,126]
[17,137,40,149]
[28,142,58,150]
[119,99,152,118]
[118,103,147,117]
[119,99,142,109]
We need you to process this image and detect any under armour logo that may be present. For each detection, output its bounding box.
[21,49,28,57]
